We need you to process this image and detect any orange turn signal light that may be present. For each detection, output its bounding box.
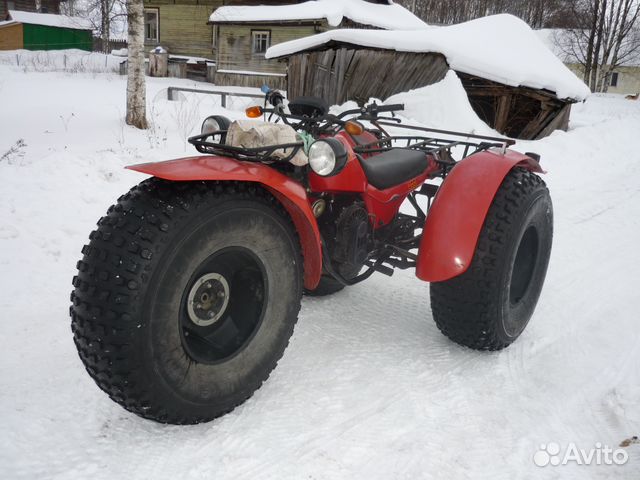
[245,105,263,118]
[344,120,365,136]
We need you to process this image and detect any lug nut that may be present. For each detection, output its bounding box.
[218,291,225,298]
[208,311,215,318]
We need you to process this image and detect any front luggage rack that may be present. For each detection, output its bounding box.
[188,132,304,163]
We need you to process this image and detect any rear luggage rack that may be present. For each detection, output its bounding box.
[355,122,515,161]
[188,132,304,163]
[353,136,504,162]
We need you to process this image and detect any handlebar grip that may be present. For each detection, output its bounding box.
[377,103,405,113]
[267,90,285,107]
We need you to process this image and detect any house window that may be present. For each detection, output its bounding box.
[144,9,159,43]
[610,72,619,87]
[251,30,270,55]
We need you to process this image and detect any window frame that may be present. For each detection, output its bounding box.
[610,71,619,87]
[251,29,271,56]
[143,8,160,43]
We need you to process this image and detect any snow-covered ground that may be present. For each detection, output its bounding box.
[1,57,639,479]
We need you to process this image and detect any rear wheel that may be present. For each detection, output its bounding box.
[430,168,553,350]
[71,180,303,424]
[304,274,345,296]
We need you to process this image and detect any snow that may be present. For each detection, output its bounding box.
[267,14,591,101]
[1,52,640,479]
[384,70,500,136]
[7,10,93,31]
[209,0,428,31]
[0,49,123,73]
[216,68,287,77]
[168,54,215,65]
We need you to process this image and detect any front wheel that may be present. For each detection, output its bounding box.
[430,168,553,350]
[71,180,303,424]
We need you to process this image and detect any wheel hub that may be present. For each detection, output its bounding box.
[186,273,230,327]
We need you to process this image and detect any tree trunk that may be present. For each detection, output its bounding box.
[584,0,599,87]
[126,0,148,129]
[590,0,607,91]
[101,0,110,55]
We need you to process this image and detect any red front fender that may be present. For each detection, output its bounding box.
[126,156,322,290]
[416,149,544,283]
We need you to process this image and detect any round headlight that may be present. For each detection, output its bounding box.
[201,116,221,136]
[200,115,231,142]
[308,141,337,176]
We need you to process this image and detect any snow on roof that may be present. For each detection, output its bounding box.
[209,0,428,31]
[8,10,93,31]
[267,14,591,101]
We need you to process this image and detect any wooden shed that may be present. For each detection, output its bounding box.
[278,43,573,140]
[0,10,92,51]
[266,16,591,140]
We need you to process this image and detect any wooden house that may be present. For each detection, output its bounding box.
[0,0,65,17]
[0,10,92,51]
[142,0,223,60]
[208,0,427,89]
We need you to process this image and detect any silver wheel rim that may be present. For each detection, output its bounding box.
[186,273,230,327]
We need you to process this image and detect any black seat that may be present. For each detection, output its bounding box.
[358,148,428,190]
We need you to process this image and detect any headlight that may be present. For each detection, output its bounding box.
[200,115,231,141]
[308,138,348,176]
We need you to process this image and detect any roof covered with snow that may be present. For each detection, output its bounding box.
[267,14,591,101]
[7,10,93,31]
[209,0,428,31]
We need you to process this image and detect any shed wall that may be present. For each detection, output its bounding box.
[286,48,449,106]
[22,24,92,51]
[0,23,23,50]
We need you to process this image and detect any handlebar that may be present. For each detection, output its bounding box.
[259,85,404,132]
[336,102,405,120]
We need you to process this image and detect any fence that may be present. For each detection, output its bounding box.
[167,86,263,108]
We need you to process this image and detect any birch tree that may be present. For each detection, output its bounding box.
[126,0,148,129]
[555,0,640,92]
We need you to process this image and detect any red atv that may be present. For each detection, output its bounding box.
[71,88,552,424]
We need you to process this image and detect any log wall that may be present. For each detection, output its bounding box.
[286,47,449,106]
[143,0,222,59]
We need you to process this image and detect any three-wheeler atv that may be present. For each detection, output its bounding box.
[70,87,553,424]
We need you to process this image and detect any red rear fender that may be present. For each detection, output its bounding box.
[127,156,322,290]
[416,149,544,283]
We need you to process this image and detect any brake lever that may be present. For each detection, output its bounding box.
[377,116,402,123]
